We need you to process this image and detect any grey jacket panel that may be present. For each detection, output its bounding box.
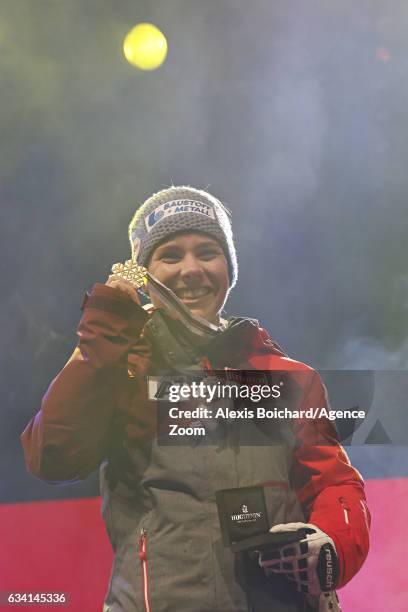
[101,436,308,611]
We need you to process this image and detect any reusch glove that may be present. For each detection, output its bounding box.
[258,522,339,596]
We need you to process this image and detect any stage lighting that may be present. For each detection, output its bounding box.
[123,23,168,71]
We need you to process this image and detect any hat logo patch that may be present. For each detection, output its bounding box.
[145,199,216,232]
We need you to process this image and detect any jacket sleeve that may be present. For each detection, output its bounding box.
[20,283,149,483]
[290,371,371,589]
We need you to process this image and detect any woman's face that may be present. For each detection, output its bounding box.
[147,232,229,324]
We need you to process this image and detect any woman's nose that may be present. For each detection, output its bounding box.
[179,254,205,282]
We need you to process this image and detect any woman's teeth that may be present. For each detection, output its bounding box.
[176,288,211,299]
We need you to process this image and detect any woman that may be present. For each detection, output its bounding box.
[21,186,370,611]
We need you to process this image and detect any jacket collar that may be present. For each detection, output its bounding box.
[204,317,286,368]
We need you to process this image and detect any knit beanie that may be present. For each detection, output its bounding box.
[128,186,238,288]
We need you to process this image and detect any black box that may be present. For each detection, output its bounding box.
[215,485,270,547]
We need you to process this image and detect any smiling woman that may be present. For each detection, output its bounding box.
[106,186,238,325]
[147,233,229,324]
[21,185,370,612]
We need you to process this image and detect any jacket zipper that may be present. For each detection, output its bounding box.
[339,496,350,525]
[139,528,152,612]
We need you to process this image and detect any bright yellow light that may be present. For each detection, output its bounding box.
[123,23,168,71]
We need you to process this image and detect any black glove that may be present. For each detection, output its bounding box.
[258,522,339,597]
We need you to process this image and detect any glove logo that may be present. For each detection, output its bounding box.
[325,548,334,589]
[318,542,339,591]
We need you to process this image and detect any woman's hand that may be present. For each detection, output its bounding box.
[105,275,142,305]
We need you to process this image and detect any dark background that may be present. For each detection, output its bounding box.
[1,0,408,503]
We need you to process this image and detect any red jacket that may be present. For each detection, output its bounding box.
[21,283,370,610]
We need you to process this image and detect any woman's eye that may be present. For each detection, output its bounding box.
[160,251,181,262]
[198,249,220,260]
